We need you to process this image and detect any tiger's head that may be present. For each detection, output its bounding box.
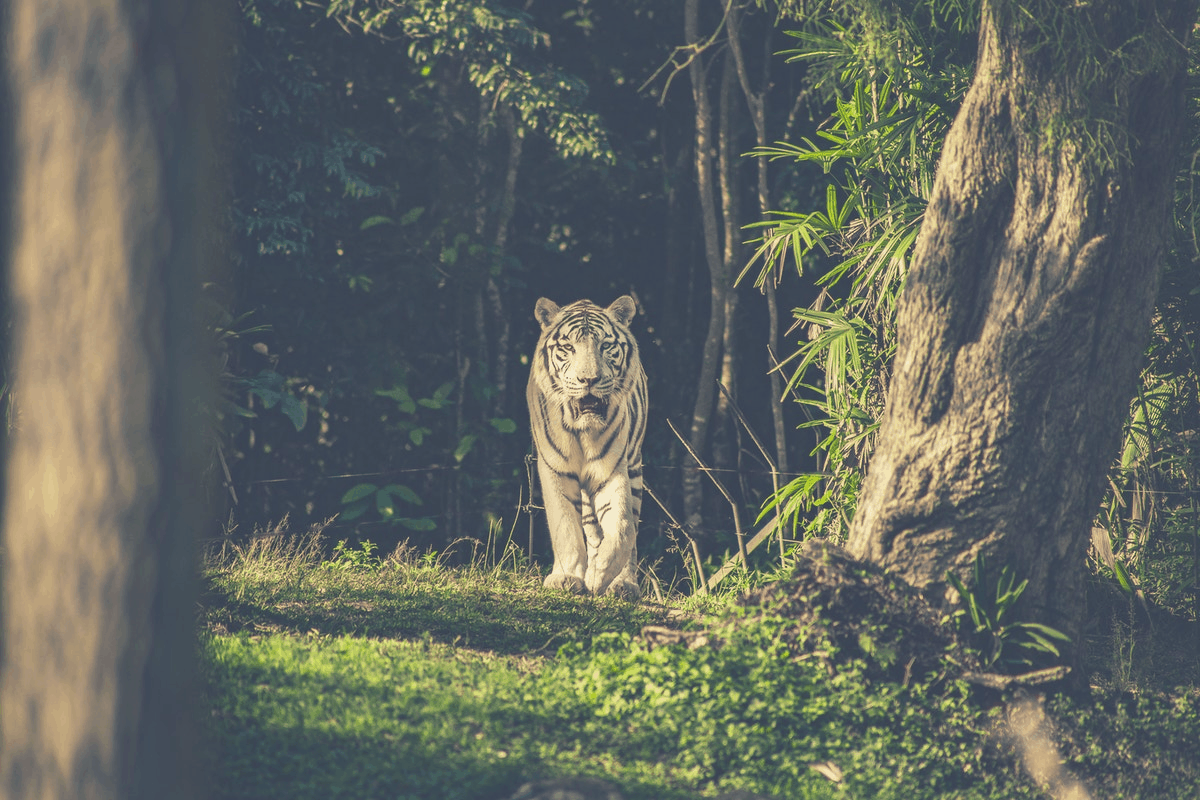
[532,296,641,432]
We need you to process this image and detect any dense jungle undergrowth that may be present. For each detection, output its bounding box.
[199,522,1200,800]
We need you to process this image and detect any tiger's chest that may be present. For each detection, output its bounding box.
[553,423,630,489]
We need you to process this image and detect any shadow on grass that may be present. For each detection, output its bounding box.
[205,722,530,800]
[203,717,712,800]
[199,570,668,655]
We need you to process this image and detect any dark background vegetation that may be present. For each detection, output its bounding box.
[218,0,820,568]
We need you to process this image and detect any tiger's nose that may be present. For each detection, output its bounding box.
[580,375,599,388]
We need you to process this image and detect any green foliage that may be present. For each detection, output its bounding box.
[749,5,974,541]
[545,621,1000,798]
[1048,690,1200,799]
[236,1,386,257]
[375,378,453,448]
[339,482,436,530]
[946,553,1072,670]
[324,0,613,162]
[200,633,533,800]
[322,538,384,572]
[1088,23,1200,614]
[241,370,310,432]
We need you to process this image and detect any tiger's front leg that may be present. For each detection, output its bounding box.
[537,459,587,594]
[583,472,639,599]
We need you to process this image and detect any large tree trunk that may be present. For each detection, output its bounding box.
[847,0,1197,653]
[0,2,221,798]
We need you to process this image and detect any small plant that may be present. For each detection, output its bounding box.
[322,539,383,573]
[946,553,1072,670]
[339,482,436,530]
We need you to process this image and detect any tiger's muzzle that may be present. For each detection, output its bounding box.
[569,393,609,421]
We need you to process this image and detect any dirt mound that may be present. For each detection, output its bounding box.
[737,540,968,681]
[639,540,972,683]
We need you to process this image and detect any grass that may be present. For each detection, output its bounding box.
[198,527,1200,800]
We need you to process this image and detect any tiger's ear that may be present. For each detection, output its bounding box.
[534,297,561,330]
[607,295,636,327]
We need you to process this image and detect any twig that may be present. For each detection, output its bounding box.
[644,481,708,594]
[638,0,734,104]
[216,443,239,506]
[667,418,747,564]
[962,666,1072,691]
[717,381,783,562]
[641,564,665,604]
[704,516,787,590]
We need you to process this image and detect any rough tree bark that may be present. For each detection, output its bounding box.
[0,1,222,799]
[846,0,1197,652]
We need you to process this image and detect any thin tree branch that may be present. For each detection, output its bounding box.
[669,418,747,563]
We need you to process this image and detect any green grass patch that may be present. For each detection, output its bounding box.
[198,534,1200,800]
[201,534,665,654]
[201,633,538,800]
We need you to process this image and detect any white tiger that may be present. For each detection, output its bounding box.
[526,296,647,598]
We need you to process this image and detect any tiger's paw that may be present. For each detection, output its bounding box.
[603,578,640,601]
[544,573,586,594]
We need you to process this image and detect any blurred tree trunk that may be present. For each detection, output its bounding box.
[846,0,1197,660]
[682,0,728,535]
[0,1,222,798]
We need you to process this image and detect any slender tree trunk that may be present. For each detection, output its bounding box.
[683,0,727,533]
[1,2,222,798]
[846,0,1197,656]
[488,105,523,417]
[726,0,789,474]
[713,51,741,472]
[661,138,691,421]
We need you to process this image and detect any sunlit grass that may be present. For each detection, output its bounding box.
[201,524,666,654]
[198,523,1200,800]
[201,634,538,800]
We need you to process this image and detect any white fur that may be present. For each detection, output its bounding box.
[527,297,647,598]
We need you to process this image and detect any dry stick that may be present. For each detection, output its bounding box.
[642,564,666,604]
[717,381,783,566]
[706,517,788,591]
[215,443,240,506]
[962,666,1072,691]
[667,418,747,563]
[643,481,709,594]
